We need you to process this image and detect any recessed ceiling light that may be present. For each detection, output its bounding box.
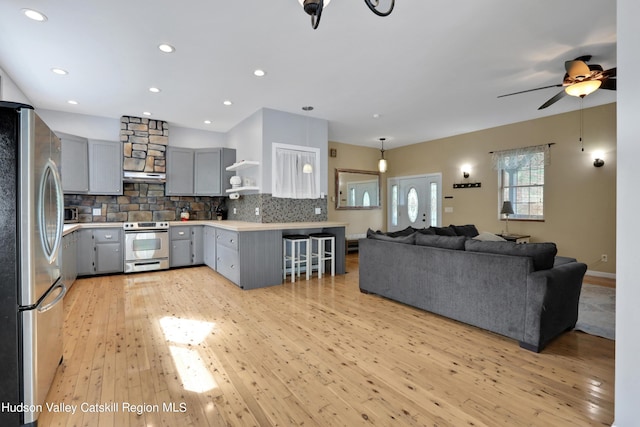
[149,87,161,93]
[67,100,78,105]
[143,112,152,116]
[223,100,233,106]
[253,69,266,77]
[51,68,68,75]
[158,43,175,53]
[22,8,47,22]
[204,120,212,124]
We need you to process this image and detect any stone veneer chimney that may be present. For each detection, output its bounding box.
[120,116,168,173]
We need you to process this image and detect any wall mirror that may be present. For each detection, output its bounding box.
[335,168,381,210]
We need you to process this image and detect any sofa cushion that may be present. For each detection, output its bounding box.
[450,224,479,237]
[367,229,416,244]
[430,226,457,236]
[554,256,577,267]
[386,226,417,237]
[473,231,507,241]
[464,240,558,271]
[415,227,437,235]
[415,234,467,250]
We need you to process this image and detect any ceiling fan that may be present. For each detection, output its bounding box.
[498,55,617,110]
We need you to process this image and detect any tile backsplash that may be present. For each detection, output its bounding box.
[66,185,327,224]
[227,193,328,223]
[64,183,225,222]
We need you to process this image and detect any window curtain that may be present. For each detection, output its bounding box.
[491,144,551,170]
[274,148,317,199]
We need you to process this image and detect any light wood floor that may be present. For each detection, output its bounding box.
[40,254,615,426]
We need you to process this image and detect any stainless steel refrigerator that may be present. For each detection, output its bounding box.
[0,101,67,426]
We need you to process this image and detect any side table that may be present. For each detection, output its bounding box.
[496,234,530,244]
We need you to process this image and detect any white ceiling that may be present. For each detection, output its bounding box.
[0,1,616,148]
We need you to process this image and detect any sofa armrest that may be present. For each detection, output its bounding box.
[522,261,587,351]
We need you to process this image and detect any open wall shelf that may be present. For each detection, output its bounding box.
[226,160,259,171]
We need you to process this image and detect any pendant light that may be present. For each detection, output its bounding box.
[302,106,313,174]
[378,137,388,173]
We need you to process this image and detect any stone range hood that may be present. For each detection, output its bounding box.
[121,116,168,183]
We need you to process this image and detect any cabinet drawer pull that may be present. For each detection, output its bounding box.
[179,231,185,235]
[229,239,234,244]
[104,234,112,239]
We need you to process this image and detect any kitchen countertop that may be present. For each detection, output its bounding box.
[63,220,348,236]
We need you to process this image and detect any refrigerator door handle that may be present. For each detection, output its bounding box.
[38,159,65,264]
[37,280,67,313]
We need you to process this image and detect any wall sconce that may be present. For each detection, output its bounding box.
[461,164,471,179]
[593,151,605,167]
[453,164,481,188]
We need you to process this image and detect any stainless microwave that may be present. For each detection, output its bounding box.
[64,206,79,223]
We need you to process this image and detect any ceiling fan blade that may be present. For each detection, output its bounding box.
[602,67,617,78]
[538,89,567,110]
[574,55,592,62]
[565,60,591,79]
[497,83,562,98]
[600,78,617,91]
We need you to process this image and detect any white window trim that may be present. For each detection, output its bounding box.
[271,142,321,199]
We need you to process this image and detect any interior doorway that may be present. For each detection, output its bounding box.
[387,174,442,232]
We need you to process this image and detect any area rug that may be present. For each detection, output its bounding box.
[574,283,616,340]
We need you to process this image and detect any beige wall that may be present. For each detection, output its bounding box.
[327,142,385,237]
[381,102,616,275]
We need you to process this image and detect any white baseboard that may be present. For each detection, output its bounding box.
[586,269,616,280]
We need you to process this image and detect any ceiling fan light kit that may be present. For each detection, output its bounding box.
[299,0,395,29]
[565,80,602,97]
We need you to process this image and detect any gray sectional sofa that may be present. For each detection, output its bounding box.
[358,226,587,352]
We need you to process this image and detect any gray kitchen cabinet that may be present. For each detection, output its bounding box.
[214,229,282,289]
[170,226,191,267]
[165,147,236,196]
[88,140,123,195]
[59,132,89,193]
[165,147,194,196]
[191,226,204,265]
[170,225,204,267]
[76,228,124,276]
[194,148,236,196]
[76,229,95,276]
[94,228,123,274]
[215,229,240,285]
[203,226,216,269]
[62,232,78,288]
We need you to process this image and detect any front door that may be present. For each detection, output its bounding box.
[387,174,441,232]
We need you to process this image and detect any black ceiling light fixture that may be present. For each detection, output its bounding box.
[299,0,395,30]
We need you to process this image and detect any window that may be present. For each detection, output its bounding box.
[391,184,398,226]
[407,187,419,223]
[430,182,438,227]
[493,144,549,220]
[272,143,320,199]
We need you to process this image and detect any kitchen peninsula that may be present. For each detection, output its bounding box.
[62,220,347,290]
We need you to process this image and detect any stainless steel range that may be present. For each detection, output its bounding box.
[123,221,170,273]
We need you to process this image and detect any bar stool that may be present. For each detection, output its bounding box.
[309,233,335,278]
[283,234,310,282]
